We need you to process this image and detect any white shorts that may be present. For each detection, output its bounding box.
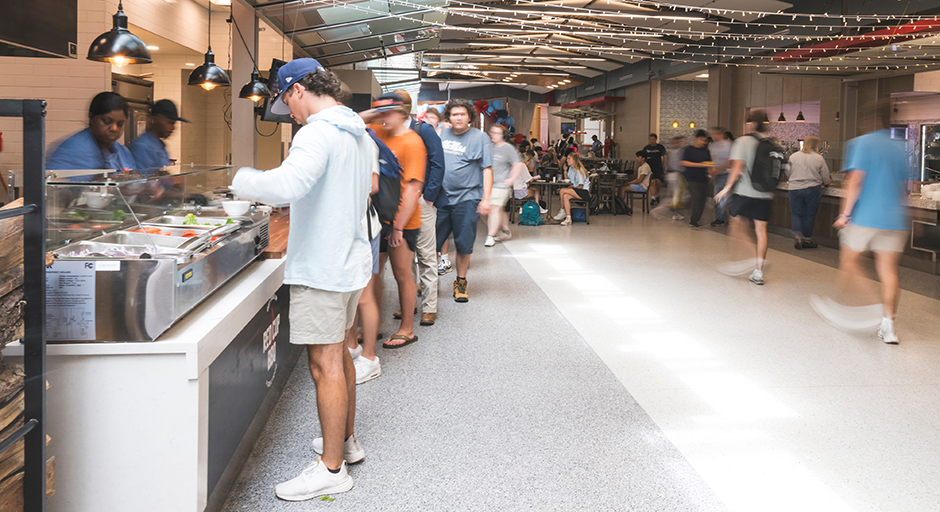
[289,285,363,345]
[839,224,908,253]
[489,187,511,207]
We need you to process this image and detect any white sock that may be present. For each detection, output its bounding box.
[441,254,450,264]
[882,317,894,330]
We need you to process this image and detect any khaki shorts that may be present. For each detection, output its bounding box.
[289,285,363,345]
[839,224,908,253]
[489,187,511,207]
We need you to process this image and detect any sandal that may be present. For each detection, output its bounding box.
[382,333,418,349]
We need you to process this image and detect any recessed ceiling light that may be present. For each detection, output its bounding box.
[146,45,159,51]
[561,80,570,83]
[209,0,231,4]
[185,62,195,66]
[696,73,709,78]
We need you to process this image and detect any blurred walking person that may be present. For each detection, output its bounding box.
[485,125,525,247]
[786,135,830,249]
[812,105,909,344]
[680,129,712,229]
[715,111,774,285]
[708,128,733,227]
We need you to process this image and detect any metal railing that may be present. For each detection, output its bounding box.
[0,99,48,511]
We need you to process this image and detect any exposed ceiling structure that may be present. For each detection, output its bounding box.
[247,0,940,94]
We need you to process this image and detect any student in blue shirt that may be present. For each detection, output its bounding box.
[47,92,136,176]
[130,99,188,175]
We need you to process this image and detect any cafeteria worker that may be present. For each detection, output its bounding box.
[47,92,137,173]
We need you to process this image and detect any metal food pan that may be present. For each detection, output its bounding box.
[95,231,188,247]
[134,225,215,237]
[54,241,190,260]
[144,215,246,229]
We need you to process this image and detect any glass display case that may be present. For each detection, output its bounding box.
[921,124,940,182]
[45,165,270,342]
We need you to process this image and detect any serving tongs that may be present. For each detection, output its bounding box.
[175,221,242,253]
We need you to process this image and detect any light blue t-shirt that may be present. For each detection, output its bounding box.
[843,130,910,231]
[129,131,169,175]
[569,168,590,192]
[47,128,137,178]
[440,127,493,204]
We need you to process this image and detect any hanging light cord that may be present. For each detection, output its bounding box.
[229,7,261,74]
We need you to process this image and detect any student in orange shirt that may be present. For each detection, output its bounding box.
[361,92,427,352]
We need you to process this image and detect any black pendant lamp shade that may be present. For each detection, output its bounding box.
[189,48,230,91]
[796,111,805,122]
[239,71,271,102]
[778,112,787,123]
[87,2,152,67]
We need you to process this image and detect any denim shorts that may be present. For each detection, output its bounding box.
[436,199,480,255]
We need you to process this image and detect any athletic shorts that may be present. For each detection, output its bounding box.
[290,285,363,345]
[574,188,590,201]
[729,194,773,222]
[627,184,647,193]
[436,200,480,255]
[489,187,511,207]
[651,169,665,182]
[380,225,419,253]
[839,224,908,253]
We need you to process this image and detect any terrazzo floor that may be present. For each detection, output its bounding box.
[219,219,729,511]
[221,208,940,512]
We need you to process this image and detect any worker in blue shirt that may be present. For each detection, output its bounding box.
[47,92,137,177]
[130,99,188,175]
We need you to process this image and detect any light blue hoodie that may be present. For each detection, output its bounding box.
[232,105,373,293]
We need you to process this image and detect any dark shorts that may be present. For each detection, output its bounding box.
[651,168,665,182]
[729,194,773,222]
[574,188,590,201]
[436,200,479,255]
[380,225,419,253]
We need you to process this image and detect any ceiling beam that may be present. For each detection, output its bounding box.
[285,9,434,36]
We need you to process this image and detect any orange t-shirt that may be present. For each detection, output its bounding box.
[369,124,427,231]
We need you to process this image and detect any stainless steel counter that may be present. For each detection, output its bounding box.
[776,182,940,211]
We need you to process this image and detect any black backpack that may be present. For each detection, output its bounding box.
[367,129,403,226]
[748,134,785,192]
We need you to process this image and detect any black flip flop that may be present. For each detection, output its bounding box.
[383,334,418,349]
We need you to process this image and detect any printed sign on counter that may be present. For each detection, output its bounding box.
[46,260,96,341]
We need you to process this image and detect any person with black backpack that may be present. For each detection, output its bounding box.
[715,110,779,285]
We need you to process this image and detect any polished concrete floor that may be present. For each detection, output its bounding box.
[503,214,940,512]
[223,212,940,511]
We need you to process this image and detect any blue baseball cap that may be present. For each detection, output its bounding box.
[271,58,325,115]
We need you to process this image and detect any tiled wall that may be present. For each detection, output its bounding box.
[766,123,821,144]
[0,0,111,173]
[659,81,708,142]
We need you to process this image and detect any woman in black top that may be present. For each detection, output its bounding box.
[680,129,713,228]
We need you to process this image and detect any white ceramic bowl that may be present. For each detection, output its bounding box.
[222,200,250,217]
[83,191,114,209]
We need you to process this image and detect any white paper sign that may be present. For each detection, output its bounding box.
[46,261,96,341]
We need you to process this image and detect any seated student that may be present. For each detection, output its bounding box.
[619,151,652,199]
[553,152,591,226]
[514,152,545,211]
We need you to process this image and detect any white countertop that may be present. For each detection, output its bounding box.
[4,258,285,379]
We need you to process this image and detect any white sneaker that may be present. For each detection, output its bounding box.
[348,344,362,360]
[539,207,548,214]
[312,432,366,464]
[437,259,452,275]
[749,268,764,285]
[671,213,685,221]
[553,209,567,221]
[560,216,572,226]
[274,458,353,502]
[499,229,512,240]
[878,320,899,344]
[354,355,382,384]
[484,235,496,247]
[718,259,756,277]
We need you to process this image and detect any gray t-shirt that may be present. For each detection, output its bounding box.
[491,142,520,189]
[729,133,775,200]
[440,127,493,204]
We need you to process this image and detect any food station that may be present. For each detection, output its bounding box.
[5,164,297,511]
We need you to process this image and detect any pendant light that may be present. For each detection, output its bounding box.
[230,10,271,103]
[189,3,230,91]
[796,78,805,122]
[777,77,786,123]
[87,2,152,67]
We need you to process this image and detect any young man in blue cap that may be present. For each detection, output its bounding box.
[232,58,374,501]
[130,99,188,173]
